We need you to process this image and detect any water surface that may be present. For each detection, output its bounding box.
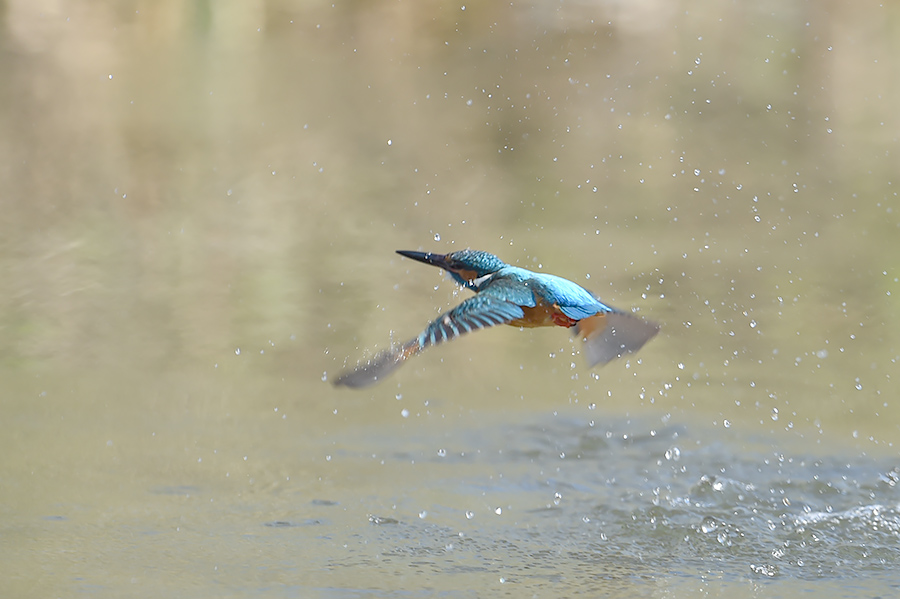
[2,1,899,597]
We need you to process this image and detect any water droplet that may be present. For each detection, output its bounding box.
[434,233,441,241]
[700,516,718,533]
[750,563,777,577]
[665,447,681,461]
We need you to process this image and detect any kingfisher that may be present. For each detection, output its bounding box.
[333,249,659,388]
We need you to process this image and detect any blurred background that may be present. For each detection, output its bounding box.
[2,1,898,597]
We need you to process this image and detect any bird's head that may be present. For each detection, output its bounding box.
[396,249,507,288]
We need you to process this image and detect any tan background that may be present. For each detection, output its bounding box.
[2,1,899,596]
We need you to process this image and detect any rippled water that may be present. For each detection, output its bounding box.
[279,414,900,597]
[2,1,899,597]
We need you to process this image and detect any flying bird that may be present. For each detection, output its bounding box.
[333,249,659,388]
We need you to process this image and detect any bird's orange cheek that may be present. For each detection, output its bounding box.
[456,269,478,283]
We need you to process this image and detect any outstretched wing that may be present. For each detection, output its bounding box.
[330,340,418,389]
[414,293,525,350]
[333,294,525,388]
[574,310,659,367]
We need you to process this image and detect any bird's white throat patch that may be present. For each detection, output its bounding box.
[470,273,494,289]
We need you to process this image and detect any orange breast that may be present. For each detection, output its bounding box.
[508,302,577,328]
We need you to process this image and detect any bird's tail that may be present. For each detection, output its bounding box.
[332,338,424,388]
[575,311,659,368]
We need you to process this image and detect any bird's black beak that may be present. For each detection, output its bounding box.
[396,250,452,270]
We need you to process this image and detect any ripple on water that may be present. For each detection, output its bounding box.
[317,415,900,592]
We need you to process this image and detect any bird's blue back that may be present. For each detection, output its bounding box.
[484,266,615,320]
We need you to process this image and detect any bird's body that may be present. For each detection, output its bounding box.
[334,249,658,388]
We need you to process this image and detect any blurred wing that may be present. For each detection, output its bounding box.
[333,294,525,388]
[332,341,417,388]
[575,311,659,367]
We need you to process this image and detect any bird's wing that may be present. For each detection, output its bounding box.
[558,301,610,321]
[477,274,538,307]
[524,272,612,321]
[574,310,659,367]
[333,294,525,388]
[330,339,418,389]
[414,293,526,350]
